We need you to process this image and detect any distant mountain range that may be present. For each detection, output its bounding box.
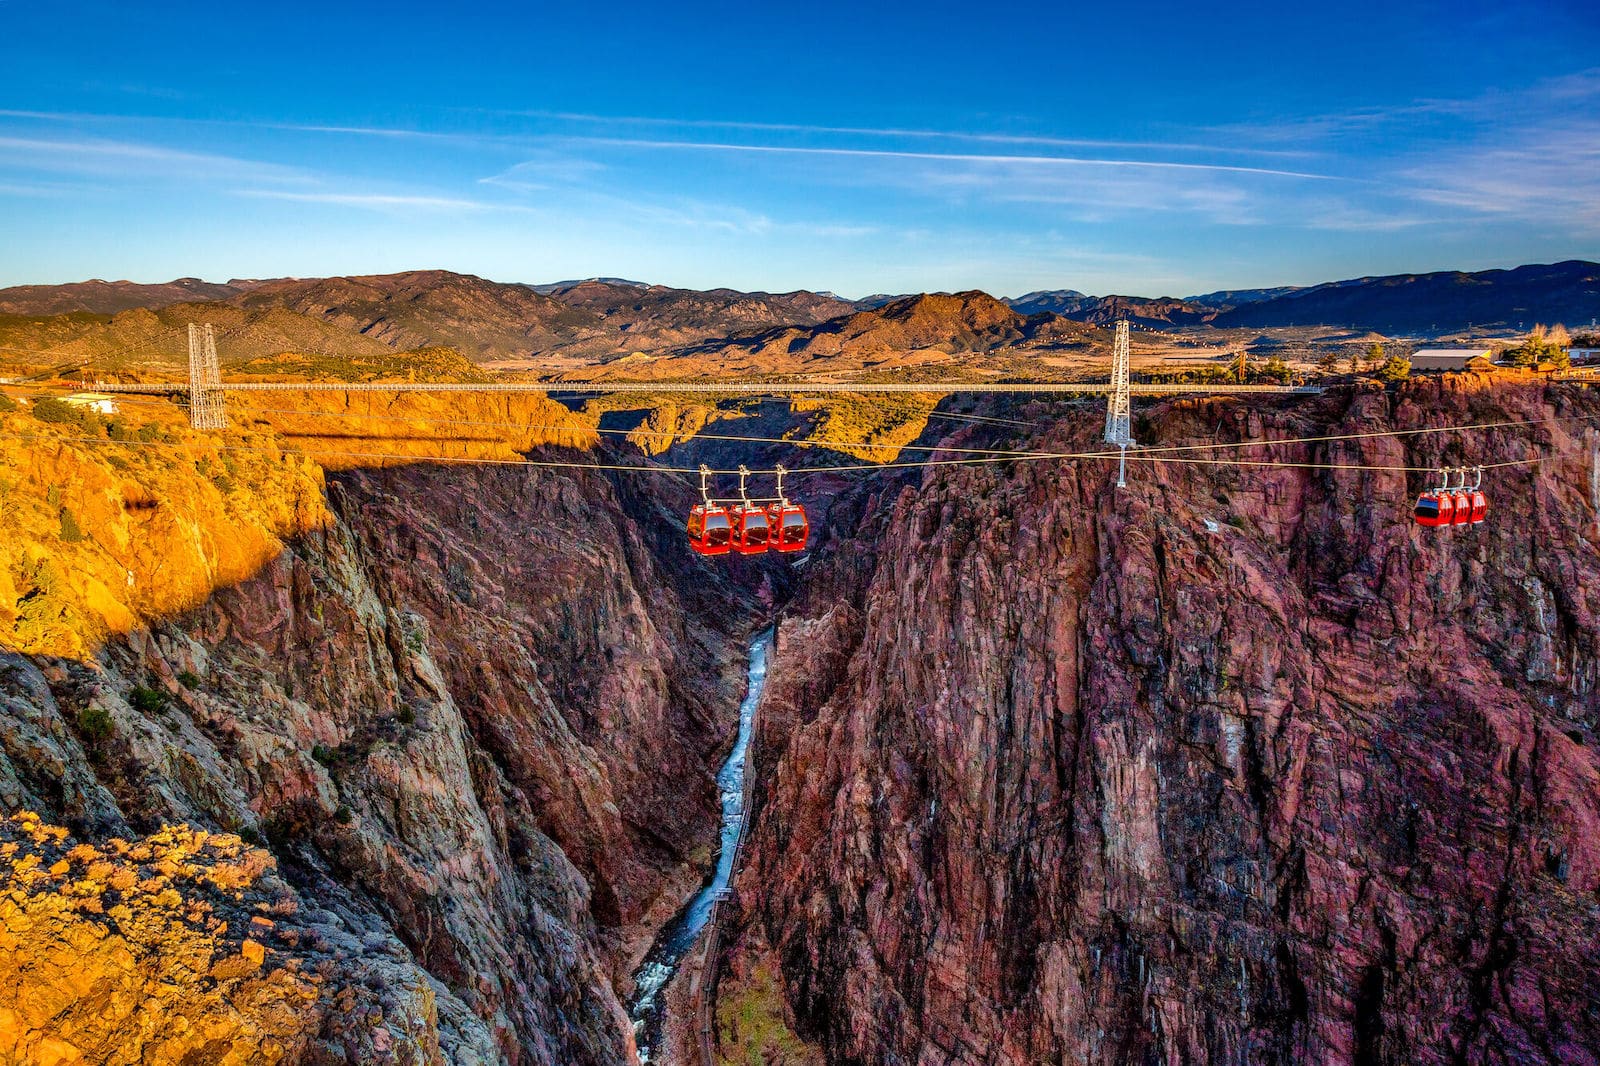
[1005,289,1091,316]
[1184,285,1302,308]
[1006,293,1215,329]
[526,277,652,295]
[0,261,1593,376]
[1207,260,1600,334]
[570,291,1098,380]
[0,278,265,316]
[1003,260,1599,334]
[0,270,863,371]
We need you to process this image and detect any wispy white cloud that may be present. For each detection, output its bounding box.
[1217,67,1600,144]
[0,180,79,198]
[1194,67,1600,233]
[477,153,608,192]
[0,109,88,121]
[2,104,1321,167]
[561,135,1342,181]
[0,134,305,184]
[235,189,506,211]
[1400,121,1600,232]
[499,108,1314,159]
[479,155,884,240]
[0,110,521,154]
[254,122,520,151]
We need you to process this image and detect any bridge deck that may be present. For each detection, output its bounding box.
[91,380,1325,396]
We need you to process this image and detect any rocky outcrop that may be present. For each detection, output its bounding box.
[0,812,441,1065]
[0,407,756,1062]
[719,378,1600,1064]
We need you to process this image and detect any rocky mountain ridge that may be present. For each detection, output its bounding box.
[0,278,262,317]
[1209,260,1600,334]
[591,291,1099,381]
[2,261,1593,385]
[1009,260,1599,333]
[0,271,863,373]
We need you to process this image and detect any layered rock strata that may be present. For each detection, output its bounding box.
[719,379,1600,1064]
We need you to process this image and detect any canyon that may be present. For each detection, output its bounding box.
[2,314,1599,1065]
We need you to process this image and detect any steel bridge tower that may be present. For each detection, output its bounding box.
[1103,319,1135,486]
[187,322,226,429]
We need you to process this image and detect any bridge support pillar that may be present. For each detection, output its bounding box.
[1104,320,1136,486]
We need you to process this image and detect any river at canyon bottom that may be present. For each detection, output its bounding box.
[627,629,772,1062]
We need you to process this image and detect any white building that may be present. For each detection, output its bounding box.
[1410,348,1493,371]
[62,392,120,415]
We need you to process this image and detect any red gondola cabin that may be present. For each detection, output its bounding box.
[730,505,771,554]
[1414,491,1454,528]
[768,502,810,553]
[1468,489,1488,524]
[687,504,733,555]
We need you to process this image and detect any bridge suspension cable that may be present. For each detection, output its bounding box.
[14,388,1588,474]
[67,395,1046,461]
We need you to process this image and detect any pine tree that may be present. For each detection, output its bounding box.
[1376,353,1412,382]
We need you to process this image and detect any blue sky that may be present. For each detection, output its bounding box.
[2,0,1597,298]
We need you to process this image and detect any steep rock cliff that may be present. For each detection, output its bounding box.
[720,379,1600,1064]
[0,410,754,1063]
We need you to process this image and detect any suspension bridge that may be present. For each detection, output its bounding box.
[82,323,1322,459]
[8,321,1571,524]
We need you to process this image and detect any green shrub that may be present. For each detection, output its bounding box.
[311,744,336,766]
[397,706,416,726]
[333,805,354,825]
[136,423,161,442]
[0,394,17,413]
[176,670,202,690]
[30,398,84,426]
[1258,356,1293,384]
[1376,354,1412,382]
[128,685,170,714]
[77,705,114,743]
[58,507,85,543]
[1502,324,1572,369]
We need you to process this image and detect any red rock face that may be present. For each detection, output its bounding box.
[723,380,1600,1065]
